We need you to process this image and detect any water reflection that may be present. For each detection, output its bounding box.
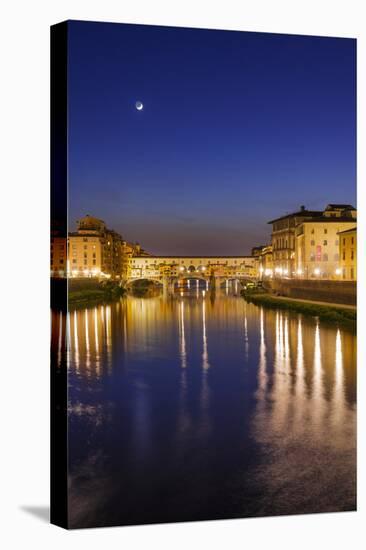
[52,287,356,527]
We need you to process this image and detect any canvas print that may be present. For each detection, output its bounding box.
[50,20,357,529]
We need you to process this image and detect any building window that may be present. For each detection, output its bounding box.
[310,253,315,261]
[311,229,314,234]
[343,238,346,246]
[351,250,354,260]
[342,251,346,260]
[311,240,315,246]
[323,240,327,246]
[324,228,328,234]
[60,259,64,264]
[351,237,354,245]
[72,259,77,264]
[93,259,96,265]
[83,238,88,242]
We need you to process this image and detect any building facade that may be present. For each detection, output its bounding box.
[50,235,67,277]
[67,215,127,279]
[258,245,273,279]
[268,206,323,277]
[268,204,356,279]
[339,227,357,280]
[295,205,356,279]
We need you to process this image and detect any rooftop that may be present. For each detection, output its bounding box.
[267,208,322,224]
[337,227,357,234]
[301,217,357,224]
[325,204,356,210]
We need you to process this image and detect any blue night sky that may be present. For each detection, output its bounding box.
[68,21,356,255]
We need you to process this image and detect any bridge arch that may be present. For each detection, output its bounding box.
[126,277,163,288]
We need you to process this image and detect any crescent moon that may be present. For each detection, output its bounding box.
[135,101,143,111]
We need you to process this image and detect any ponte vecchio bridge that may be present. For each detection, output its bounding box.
[126,255,258,292]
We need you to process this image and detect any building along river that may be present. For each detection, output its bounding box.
[52,280,356,528]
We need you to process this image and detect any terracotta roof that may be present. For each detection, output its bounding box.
[267,210,322,224]
[325,204,356,210]
[301,217,357,224]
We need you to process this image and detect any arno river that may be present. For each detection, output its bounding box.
[52,282,356,528]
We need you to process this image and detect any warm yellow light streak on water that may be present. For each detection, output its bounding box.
[73,309,79,371]
[57,310,63,367]
[202,299,210,371]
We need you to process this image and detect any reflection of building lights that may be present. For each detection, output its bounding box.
[297,269,303,275]
[335,268,341,275]
[283,269,289,275]
[72,269,78,277]
[314,268,320,276]
[264,268,272,276]
[259,267,264,274]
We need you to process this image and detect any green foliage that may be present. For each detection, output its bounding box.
[69,281,126,308]
[245,293,356,331]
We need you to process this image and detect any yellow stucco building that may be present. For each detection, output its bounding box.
[295,205,356,279]
[338,227,357,280]
[65,215,135,279]
[50,236,67,277]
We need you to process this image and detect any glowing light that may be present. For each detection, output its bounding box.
[201,266,206,271]
[179,301,187,368]
[264,268,272,276]
[202,300,210,370]
[335,268,341,276]
[180,266,185,271]
[314,268,321,276]
[297,269,303,275]
[283,268,289,275]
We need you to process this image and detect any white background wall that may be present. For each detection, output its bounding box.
[1,1,365,549]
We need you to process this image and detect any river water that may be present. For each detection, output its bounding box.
[52,283,356,528]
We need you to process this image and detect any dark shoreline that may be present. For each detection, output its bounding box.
[243,292,356,331]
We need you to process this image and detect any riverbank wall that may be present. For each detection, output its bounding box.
[263,279,356,306]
